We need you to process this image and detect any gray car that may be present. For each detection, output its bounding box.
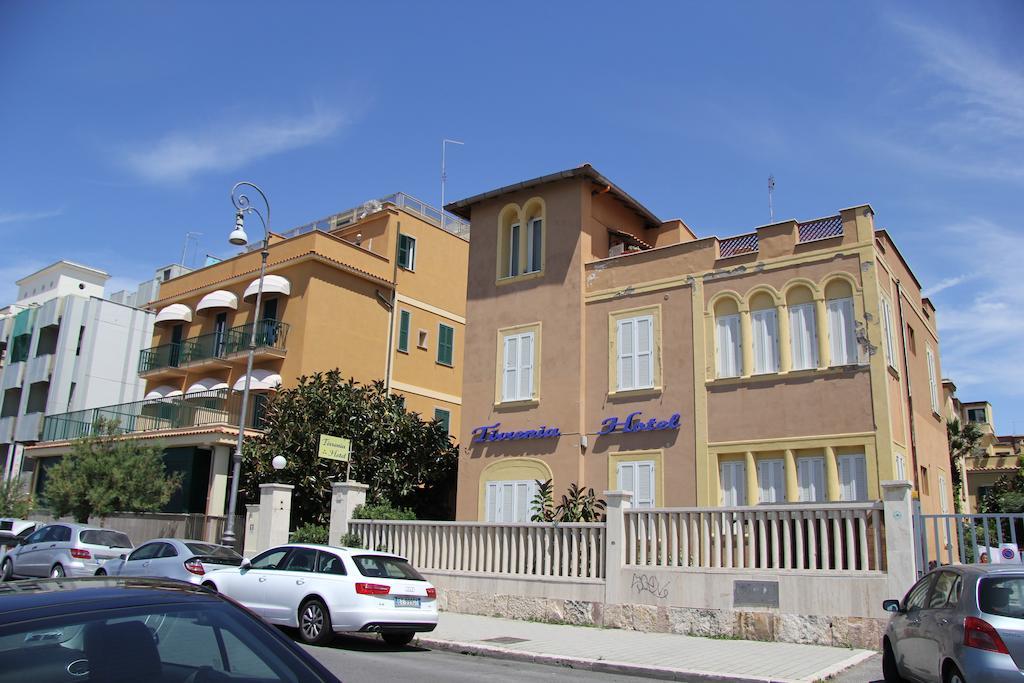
[0,523,133,579]
[883,564,1024,682]
[96,538,243,584]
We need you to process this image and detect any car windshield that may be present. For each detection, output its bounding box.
[78,530,132,548]
[185,542,243,564]
[0,599,331,682]
[979,576,1024,619]
[352,555,425,581]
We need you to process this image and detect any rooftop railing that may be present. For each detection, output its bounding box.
[139,319,289,374]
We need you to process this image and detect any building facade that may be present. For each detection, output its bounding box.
[448,165,952,521]
[27,194,468,515]
[0,261,155,481]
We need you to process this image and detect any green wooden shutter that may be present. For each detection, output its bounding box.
[437,324,454,365]
[434,408,450,434]
[398,310,410,352]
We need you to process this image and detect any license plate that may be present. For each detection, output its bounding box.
[394,597,420,608]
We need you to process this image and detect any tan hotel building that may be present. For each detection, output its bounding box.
[447,165,952,521]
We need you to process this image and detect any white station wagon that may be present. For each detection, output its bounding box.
[201,543,438,646]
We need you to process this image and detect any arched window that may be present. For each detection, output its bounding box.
[497,205,523,279]
[786,285,818,370]
[825,279,858,365]
[749,292,779,374]
[714,297,742,378]
[522,198,545,274]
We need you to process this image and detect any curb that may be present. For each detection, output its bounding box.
[416,635,852,683]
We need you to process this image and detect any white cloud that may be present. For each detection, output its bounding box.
[120,108,346,183]
[922,274,974,298]
[0,209,63,225]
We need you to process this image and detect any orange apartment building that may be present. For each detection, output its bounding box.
[27,194,468,516]
[447,164,952,522]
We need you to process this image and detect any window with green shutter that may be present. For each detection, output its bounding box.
[398,310,411,353]
[437,324,454,366]
[397,233,416,270]
[434,408,451,434]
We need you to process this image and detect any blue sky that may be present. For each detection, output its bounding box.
[1,1,1022,430]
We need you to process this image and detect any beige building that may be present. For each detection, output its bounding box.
[27,194,468,516]
[447,164,952,521]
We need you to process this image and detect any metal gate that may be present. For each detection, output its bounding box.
[915,511,1024,575]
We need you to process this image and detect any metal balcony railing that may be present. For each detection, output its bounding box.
[138,319,289,374]
[40,389,269,443]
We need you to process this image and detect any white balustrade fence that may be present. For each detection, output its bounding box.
[348,520,605,580]
[624,503,885,572]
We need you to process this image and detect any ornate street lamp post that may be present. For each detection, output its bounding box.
[221,181,271,546]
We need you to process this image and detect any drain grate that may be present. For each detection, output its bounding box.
[481,636,529,645]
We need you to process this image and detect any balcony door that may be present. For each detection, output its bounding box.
[214,313,227,357]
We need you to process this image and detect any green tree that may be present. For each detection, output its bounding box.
[243,371,457,527]
[43,420,182,523]
[0,478,34,519]
[947,418,983,513]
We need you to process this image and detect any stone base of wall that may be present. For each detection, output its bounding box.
[438,589,885,650]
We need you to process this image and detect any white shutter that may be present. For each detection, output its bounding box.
[880,296,896,366]
[758,459,784,504]
[838,456,853,501]
[827,298,857,366]
[501,484,515,522]
[752,309,779,374]
[617,319,634,390]
[798,457,825,502]
[502,336,518,402]
[485,483,497,521]
[926,347,939,412]
[635,316,653,389]
[789,303,818,370]
[838,454,868,502]
[854,456,867,502]
[938,475,948,513]
[635,462,655,508]
[519,333,534,400]
[716,314,741,378]
[721,461,746,507]
[617,462,635,496]
[515,482,531,522]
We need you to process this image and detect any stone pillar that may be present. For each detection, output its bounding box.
[253,483,293,556]
[328,480,368,545]
[814,298,829,369]
[206,445,232,516]
[603,490,633,606]
[745,451,759,505]
[739,307,753,377]
[882,480,917,598]
[242,504,260,558]
[825,446,840,501]
[784,449,798,502]
[777,306,792,374]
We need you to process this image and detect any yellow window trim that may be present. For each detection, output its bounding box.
[494,321,542,405]
[608,450,664,507]
[478,457,553,521]
[608,304,663,395]
[495,197,546,284]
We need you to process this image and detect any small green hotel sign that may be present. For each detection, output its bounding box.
[318,435,351,462]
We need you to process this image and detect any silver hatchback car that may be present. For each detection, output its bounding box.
[96,538,243,584]
[883,564,1024,682]
[0,523,133,579]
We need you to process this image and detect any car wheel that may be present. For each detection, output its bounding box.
[50,565,65,578]
[95,569,107,576]
[1,558,12,582]
[944,663,966,683]
[298,598,333,646]
[382,631,415,647]
[882,639,905,682]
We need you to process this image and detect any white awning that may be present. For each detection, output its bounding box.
[144,385,183,400]
[243,274,291,301]
[232,369,282,391]
[154,303,193,325]
[196,290,238,313]
[186,377,230,394]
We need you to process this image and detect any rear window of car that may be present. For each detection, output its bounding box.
[979,577,1024,619]
[185,543,242,563]
[352,555,425,581]
[79,530,132,548]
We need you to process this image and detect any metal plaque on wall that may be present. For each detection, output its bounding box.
[733,580,779,608]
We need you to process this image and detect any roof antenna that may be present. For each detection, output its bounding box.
[441,138,464,226]
[768,174,776,222]
[180,231,201,268]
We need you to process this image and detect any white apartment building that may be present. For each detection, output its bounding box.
[0,261,156,480]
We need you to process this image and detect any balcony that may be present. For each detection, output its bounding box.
[14,412,43,442]
[40,389,268,443]
[1,362,25,391]
[139,319,290,379]
[25,354,55,384]
[0,417,14,444]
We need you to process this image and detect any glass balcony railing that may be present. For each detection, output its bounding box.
[41,389,268,443]
[138,319,289,374]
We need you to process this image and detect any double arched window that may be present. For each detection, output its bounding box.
[498,198,545,280]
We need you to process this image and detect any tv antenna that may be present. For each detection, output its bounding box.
[180,231,201,268]
[441,138,464,225]
[768,174,776,222]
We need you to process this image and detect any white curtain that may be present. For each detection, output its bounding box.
[788,303,818,370]
[716,314,742,377]
[751,308,779,374]
[827,297,857,365]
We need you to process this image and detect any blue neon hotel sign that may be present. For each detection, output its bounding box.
[599,411,681,435]
[471,423,561,443]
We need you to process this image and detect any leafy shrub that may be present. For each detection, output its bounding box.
[352,502,416,520]
[290,523,328,544]
[0,478,33,519]
[339,532,364,548]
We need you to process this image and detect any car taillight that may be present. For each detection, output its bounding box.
[70,549,91,560]
[964,616,1010,654]
[426,587,437,599]
[184,559,206,576]
[355,582,391,596]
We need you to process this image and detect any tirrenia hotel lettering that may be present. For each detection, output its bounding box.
[599,411,681,435]
[471,423,561,443]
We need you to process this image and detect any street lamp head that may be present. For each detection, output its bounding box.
[271,455,287,470]
[229,211,249,246]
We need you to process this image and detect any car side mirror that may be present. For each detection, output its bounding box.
[240,558,251,570]
[883,599,902,613]
[119,554,127,560]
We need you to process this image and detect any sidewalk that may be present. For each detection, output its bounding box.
[417,613,876,683]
